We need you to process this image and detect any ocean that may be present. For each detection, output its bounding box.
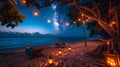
[0,37,84,51]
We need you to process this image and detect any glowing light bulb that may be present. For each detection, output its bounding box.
[83,21,86,24]
[73,21,76,24]
[86,19,89,22]
[112,21,116,25]
[34,11,39,16]
[68,47,72,51]
[21,0,26,4]
[107,41,110,45]
[65,23,69,26]
[88,17,91,20]
[47,19,51,23]
[81,13,84,17]
[78,18,81,21]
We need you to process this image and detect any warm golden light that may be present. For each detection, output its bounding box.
[88,17,91,20]
[58,50,62,55]
[81,13,84,17]
[109,24,113,27]
[48,57,53,64]
[78,18,81,21]
[68,47,72,51]
[112,21,116,25]
[47,19,51,23]
[85,19,89,22]
[73,21,76,24]
[34,11,39,16]
[21,0,26,4]
[26,46,30,49]
[83,21,85,24]
[107,57,116,66]
[65,23,69,26]
[107,41,110,45]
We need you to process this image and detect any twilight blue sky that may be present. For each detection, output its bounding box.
[0,0,90,37]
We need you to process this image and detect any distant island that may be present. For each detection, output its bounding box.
[0,31,84,38]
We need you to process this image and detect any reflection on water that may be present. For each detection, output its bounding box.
[0,37,83,50]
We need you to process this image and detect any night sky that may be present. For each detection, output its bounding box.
[0,0,90,37]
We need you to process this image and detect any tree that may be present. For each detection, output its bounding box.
[73,0,120,55]
[0,0,25,28]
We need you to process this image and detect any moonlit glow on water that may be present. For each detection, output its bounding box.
[52,3,59,30]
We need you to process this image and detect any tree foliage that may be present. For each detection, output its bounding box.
[0,0,25,28]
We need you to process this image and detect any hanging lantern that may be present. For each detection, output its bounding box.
[105,53,120,67]
[48,56,53,64]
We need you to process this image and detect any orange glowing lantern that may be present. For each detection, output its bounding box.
[68,47,72,51]
[105,53,120,67]
[21,0,26,4]
[83,21,86,24]
[48,56,53,64]
[112,21,116,25]
[85,19,89,22]
[107,41,110,45]
[78,18,81,21]
[81,13,84,17]
[88,17,91,20]
[58,50,62,55]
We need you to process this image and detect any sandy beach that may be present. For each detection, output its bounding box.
[0,41,106,67]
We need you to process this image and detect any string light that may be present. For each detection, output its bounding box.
[47,19,51,23]
[78,18,81,21]
[73,21,76,24]
[65,23,69,26]
[21,0,26,4]
[33,11,39,16]
[81,13,84,17]
[83,21,85,24]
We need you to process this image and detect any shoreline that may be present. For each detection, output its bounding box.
[0,40,102,55]
[0,41,105,67]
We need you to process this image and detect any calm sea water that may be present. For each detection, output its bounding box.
[0,37,83,50]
